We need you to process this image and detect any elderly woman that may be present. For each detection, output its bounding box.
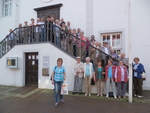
[133,57,145,98]
[115,60,129,98]
[105,60,117,98]
[94,60,105,97]
[51,58,66,106]
[83,57,95,96]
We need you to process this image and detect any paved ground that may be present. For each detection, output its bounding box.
[0,85,150,113]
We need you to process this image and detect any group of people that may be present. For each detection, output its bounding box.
[5,16,146,107]
[51,56,145,107]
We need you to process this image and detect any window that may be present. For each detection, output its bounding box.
[101,33,122,55]
[4,0,12,16]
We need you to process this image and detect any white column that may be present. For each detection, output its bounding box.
[128,0,133,103]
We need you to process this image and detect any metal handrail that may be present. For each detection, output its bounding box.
[0,23,119,63]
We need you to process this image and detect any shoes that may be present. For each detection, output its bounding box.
[97,94,100,96]
[85,93,88,96]
[101,94,103,97]
[138,95,144,98]
[60,99,64,103]
[55,103,58,107]
[134,94,137,97]
[118,96,121,98]
[79,92,82,95]
[106,95,109,98]
[114,96,117,99]
[72,92,76,95]
[89,94,91,96]
[123,96,126,99]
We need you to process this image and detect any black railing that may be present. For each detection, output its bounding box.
[0,23,118,66]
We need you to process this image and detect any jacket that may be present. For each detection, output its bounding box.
[83,62,94,78]
[115,66,128,82]
[73,62,84,78]
[95,65,105,82]
[132,63,145,79]
[105,65,116,81]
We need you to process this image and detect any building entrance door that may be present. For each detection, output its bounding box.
[25,52,38,86]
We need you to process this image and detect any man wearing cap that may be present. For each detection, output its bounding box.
[100,41,111,67]
[73,57,84,94]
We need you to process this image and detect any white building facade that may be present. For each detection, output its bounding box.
[0,0,150,91]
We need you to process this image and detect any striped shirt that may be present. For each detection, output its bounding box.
[53,66,66,82]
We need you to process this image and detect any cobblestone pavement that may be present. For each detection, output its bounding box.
[0,85,150,113]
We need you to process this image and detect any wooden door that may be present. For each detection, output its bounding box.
[25,52,38,86]
[34,4,63,20]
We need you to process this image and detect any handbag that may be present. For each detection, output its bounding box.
[141,72,146,80]
[50,66,57,81]
[61,81,68,95]
[91,78,95,85]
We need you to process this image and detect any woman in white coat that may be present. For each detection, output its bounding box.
[83,57,95,96]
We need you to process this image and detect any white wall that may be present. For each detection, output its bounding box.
[131,0,150,90]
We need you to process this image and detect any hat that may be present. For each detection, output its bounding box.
[103,40,108,43]
[76,56,81,59]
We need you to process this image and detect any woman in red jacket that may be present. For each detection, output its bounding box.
[115,60,129,98]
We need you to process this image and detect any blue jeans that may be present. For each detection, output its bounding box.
[54,81,63,103]
[56,36,60,47]
[41,29,45,42]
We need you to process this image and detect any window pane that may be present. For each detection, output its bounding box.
[103,35,106,41]
[116,34,121,47]
[107,35,110,46]
[112,35,116,47]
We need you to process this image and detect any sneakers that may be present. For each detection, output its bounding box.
[100,94,103,97]
[97,94,100,96]
[114,96,117,99]
[55,103,58,107]
[118,96,121,99]
[85,93,91,96]
[138,95,144,98]
[106,95,109,98]
[134,94,137,97]
[60,99,64,103]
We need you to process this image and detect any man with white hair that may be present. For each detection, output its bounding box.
[83,57,95,96]
[73,57,84,94]
[67,21,71,30]
[118,53,129,68]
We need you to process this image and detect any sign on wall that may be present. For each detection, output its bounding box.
[43,55,49,68]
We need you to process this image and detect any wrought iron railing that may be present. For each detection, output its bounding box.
[0,22,118,66]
